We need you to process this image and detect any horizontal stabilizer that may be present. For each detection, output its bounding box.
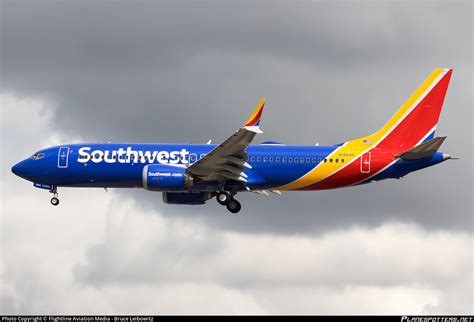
[397,136,446,160]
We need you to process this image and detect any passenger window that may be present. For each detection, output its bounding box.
[330,159,333,163]
[312,158,316,163]
[257,157,262,162]
[200,154,205,159]
[250,157,255,162]
[283,157,287,162]
[294,158,298,163]
[324,159,327,163]
[335,159,339,163]
[263,157,268,162]
[288,157,293,162]
[342,159,345,163]
[269,157,274,162]
[276,157,280,162]
[305,157,309,163]
[318,158,321,163]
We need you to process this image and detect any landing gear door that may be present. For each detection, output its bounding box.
[58,147,70,168]
[360,152,371,174]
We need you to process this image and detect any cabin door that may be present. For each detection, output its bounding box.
[58,147,70,168]
[360,152,371,174]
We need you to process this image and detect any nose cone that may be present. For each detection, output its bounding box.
[11,160,31,180]
[12,161,23,176]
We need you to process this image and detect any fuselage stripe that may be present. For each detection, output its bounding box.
[350,124,438,186]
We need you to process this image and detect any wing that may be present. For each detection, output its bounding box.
[187,98,266,183]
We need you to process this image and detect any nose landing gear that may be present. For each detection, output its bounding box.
[51,197,60,206]
[216,191,241,213]
[49,188,60,206]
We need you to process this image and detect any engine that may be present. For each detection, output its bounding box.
[142,164,194,191]
[162,191,212,205]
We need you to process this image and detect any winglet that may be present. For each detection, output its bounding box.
[244,98,266,130]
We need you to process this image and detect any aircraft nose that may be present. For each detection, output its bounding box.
[11,160,29,178]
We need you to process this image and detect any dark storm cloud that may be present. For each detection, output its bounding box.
[1,0,472,234]
[2,0,470,142]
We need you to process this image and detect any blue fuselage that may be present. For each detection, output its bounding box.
[12,143,447,192]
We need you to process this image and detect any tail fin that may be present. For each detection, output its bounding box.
[367,68,452,153]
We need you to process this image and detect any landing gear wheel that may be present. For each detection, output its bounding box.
[50,197,60,206]
[226,199,241,214]
[49,188,59,206]
[216,192,232,206]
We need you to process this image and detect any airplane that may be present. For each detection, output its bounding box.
[12,68,454,213]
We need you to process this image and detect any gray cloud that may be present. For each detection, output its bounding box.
[2,1,471,141]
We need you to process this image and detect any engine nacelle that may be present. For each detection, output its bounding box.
[142,164,193,191]
[162,191,212,205]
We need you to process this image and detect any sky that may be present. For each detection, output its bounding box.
[1,0,473,315]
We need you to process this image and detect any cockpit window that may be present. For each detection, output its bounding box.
[31,153,44,160]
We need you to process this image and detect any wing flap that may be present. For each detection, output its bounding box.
[219,170,248,183]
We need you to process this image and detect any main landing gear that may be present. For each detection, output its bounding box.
[216,191,241,214]
[49,188,60,206]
